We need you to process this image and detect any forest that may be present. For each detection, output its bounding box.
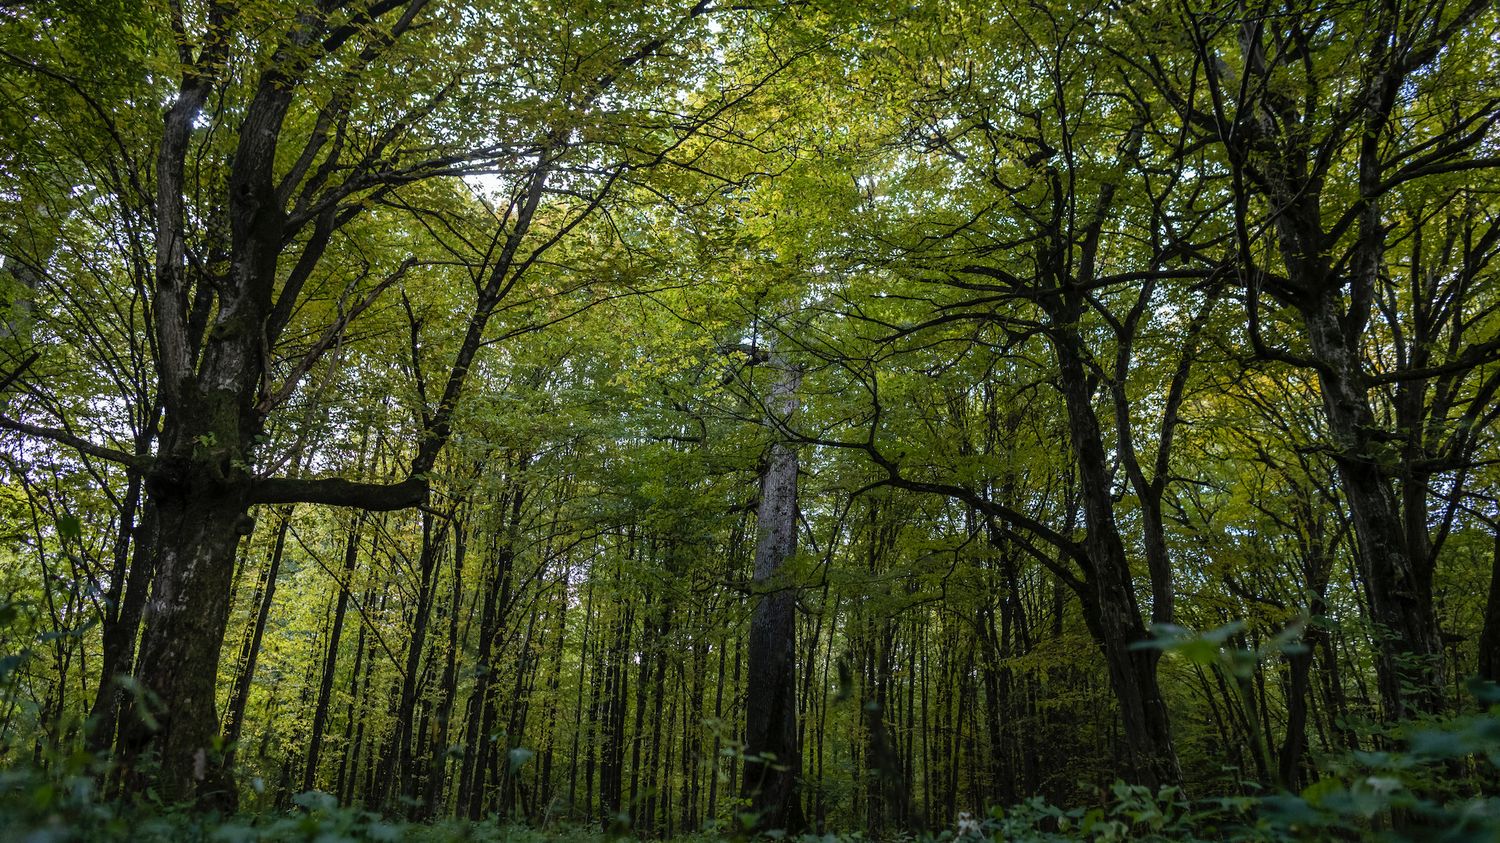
[0,0,1498,840]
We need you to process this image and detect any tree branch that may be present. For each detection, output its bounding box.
[0,413,147,469]
[249,475,428,510]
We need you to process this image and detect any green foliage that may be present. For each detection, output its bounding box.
[969,695,1500,842]
[1,0,1498,838]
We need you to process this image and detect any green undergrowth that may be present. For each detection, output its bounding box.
[3,667,1497,842]
[3,677,1497,842]
[3,704,1498,843]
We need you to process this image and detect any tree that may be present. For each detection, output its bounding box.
[0,0,746,805]
[1,0,1498,834]
[1137,0,1500,720]
[742,346,807,832]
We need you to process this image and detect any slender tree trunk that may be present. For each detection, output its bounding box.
[643,602,671,833]
[685,629,706,830]
[220,507,293,772]
[374,512,449,811]
[1053,331,1181,788]
[423,523,465,817]
[335,586,373,804]
[88,491,158,757]
[600,594,632,821]
[459,473,525,816]
[1479,528,1500,684]
[304,513,365,793]
[568,573,595,817]
[706,617,728,825]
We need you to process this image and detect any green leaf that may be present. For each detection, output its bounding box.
[507,746,534,773]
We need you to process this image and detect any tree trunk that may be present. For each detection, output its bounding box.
[304,512,365,793]
[87,489,157,757]
[120,465,256,808]
[374,511,448,811]
[1054,331,1181,788]
[220,507,292,773]
[568,573,595,818]
[1301,297,1445,719]
[743,357,807,834]
[600,595,632,822]
[423,526,464,818]
[1479,528,1500,684]
[335,586,374,804]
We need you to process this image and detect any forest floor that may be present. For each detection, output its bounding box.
[5,781,1499,843]
[6,698,1500,843]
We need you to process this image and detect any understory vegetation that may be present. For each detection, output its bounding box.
[1,0,1499,840]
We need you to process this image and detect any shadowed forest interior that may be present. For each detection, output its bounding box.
[1,0,1499,840]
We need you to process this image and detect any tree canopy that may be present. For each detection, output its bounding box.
[1,0,1498,840]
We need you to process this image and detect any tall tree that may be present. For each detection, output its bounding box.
[743,348,807,832]
[0,0,742,804]
[1149,0,1500,719]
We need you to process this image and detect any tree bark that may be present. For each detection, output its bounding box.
[743,357,807,834]
[373,511,449,811]
[86,489,157,758]
[120,461,257,808]
[1299,297,1446,720]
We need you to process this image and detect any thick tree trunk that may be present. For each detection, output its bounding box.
[1276,640,1312,789]
[743,358,807,834]
[1301,298,1445,719]
[120,465,255,808]
[121,5,270,799]
[1085,600,1178,788]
